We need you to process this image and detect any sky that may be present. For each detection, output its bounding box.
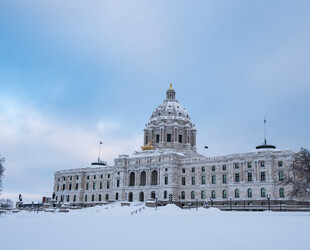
[0,0,309,203]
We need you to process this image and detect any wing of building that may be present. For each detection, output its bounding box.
[53,85,296,209]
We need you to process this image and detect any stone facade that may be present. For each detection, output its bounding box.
[53,86,295,207]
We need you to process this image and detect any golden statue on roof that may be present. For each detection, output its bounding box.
[141,141,154,151]
[170,83,172,89]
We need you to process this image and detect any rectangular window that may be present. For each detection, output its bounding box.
[212,175,216,184]
[87,175,90,180]
[278,161,283,167]
[202,176,206,185]
[182,168,186,173]
[222,165,226,171]
[57,185,59,191]
[100,182,103,189]
[69,184,72,190]
[201,166,205,172]
[93,183,96,190]
[192,167,195,173]
[260,161,265,168]
[86,183,89,190]
[100,174,103,179]
[191,176,195,185]
[222,174,227,184]
[234,163,239,169]
[182,177,186,185]
[62,184,65,190]
[117,179,120,187]
[70,176,72,180]
[58,178,60,181]
[76,176,79,180]
[76,183,78,190]
[248,162,252,168]
[94,175,96,179]
[107,182,110,189]
[107,174,110,178]
[167,133,171,142]
[260,172,266,181]
[235,173,240,183]
[165,176,168,185]
[248,172,253,182]
[179,134,182,143]
[156,134,160,143]
[212,166,216,171]
[279,171,284,181]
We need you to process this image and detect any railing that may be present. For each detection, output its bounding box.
[131,206,145,215]
[133,202,145,207]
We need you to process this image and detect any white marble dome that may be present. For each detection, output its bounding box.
[150,101,191,122]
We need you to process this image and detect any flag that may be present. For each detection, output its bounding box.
[205,146,208,149]
[264,118,266,123]
[100,142,103,144]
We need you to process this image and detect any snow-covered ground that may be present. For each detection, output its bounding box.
[0,203,309,250]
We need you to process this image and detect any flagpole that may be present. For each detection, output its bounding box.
[264,117,267,144]
[98,142,101,162]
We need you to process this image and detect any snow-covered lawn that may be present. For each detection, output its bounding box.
[0,204,309,250]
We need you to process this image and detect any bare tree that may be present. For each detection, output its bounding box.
[0,156,5,194]
[285,148,310,199]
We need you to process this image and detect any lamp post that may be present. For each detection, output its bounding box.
[230,196,232,211]
[267,195,271,212]
[188,200,191,211]
[178,195,181,208]
[196,197,198,211]
[210,198,213,207]
[155,196,158,210]
[243,198,246,211]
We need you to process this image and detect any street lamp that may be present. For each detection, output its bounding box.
[178,195,181,208]
[210,198,213,207]
[155,196,158,210]
[196,197,198,211]
[230,196,232,211]
[267,195,271,212]
[188,200,191,211]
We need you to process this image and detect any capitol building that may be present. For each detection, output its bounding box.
[53,85,295,209]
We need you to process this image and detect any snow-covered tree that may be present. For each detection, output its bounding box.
[285,148,310,199]
[0,156,5,194]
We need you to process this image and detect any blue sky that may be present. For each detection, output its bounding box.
[0,0,309,202]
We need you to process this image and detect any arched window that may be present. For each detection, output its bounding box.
[222,190,227,199]
[151,170,158,185]
[211,190,216,199]
[67,195,70,202]
[279,188,285,198]
[129,172,135,186]
[261,188,266,198]
[85,195,88,202]
[181,191,185,199]
[201,190,205,199]
[235,189,240,198]
[128,192,133,202]
[73,195,76,202]
[98,194,102,201]
[191,191,195,199]
[247,188,252,198]
[150,191,156,199]
[140,171,146,186]
[139,192,144,202]
[106,194,109,201]
[164,191,167,199]
[56,196,58,201]
[116,193,119,200]
[92,194,95,202]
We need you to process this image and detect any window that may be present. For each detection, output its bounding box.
[167,133,171,142]
[222,175,227,184]
[99,194,102,201]
[86,183,89,190]
[260,161,265,168]
[58,178,60,181]
[222,165,226,171]
[129,172,135,186]
[76,176,79,180]
[211,190,216,199]
[164,191,167,199]
[212,175,216,184]
[181,191,185,199]
[165,168,168,171]
[100,182,103,189]
[57,185,59,191]
[212,166,216,171]
[278,161,283,167]
[261,188,266,198]
[140,171,146,186]
[70,176,72,180]
[222,190,227,199]
[261,172,266,181]
[182,168,186,173]
[248,162,252,168]
[151,170,158,185]
[76,183,78,190]
[62,184,65,190]
[156,134,160,143]
[106,194,109,201]
[63,177,66,181]
[201,190,205,199]
[234,163,239,169]
[107,182,110,189]
[100,174,103,179]
[87,175,89,180]
[93,183,96,190]
[67,195,70,202]
[248,172,253,182]
[179,134,182,143]
[69,184,72,190]
[191,167,195,173]
[73,195,76,202]
[191,176,195,185]
[279,171,284,181]
[85,195,88,202]
[182,177,186,185]
[201,166,205,172]
[235,189,240,198]
[92,194,95,202]
[235,173,240,183]
[165,176,168,185]
[201,176,206,185]
[94,175,96,179]
[279,188,285,198]
[116,193,119,200]
[117,179,120,187]
[191,191,195,199]
[107,174,110,178]
[247,188,252,198]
